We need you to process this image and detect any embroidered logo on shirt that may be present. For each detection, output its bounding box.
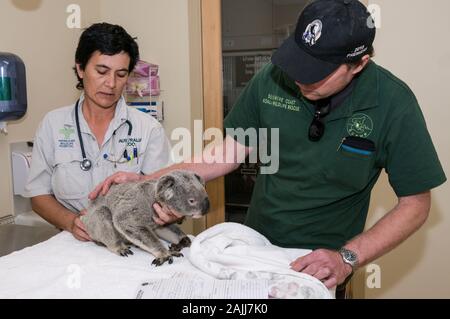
[59,127,75,139]
[119,137,142,147]
[347,113,374,138]
[262,94,300,112]
[58,127,76,148]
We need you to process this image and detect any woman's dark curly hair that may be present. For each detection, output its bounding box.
[73,23,139,90]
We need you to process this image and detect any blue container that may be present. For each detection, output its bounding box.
[0,52,27,121]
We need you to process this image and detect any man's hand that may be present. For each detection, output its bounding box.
[88,172,142,200]
[71,210,92,242]
[152,203,184,225]
[290,249,353,289]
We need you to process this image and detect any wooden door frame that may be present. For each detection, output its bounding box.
[200,0,225,228]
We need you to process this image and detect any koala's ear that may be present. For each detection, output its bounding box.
[194,174,205,187]
[156,175,175,194]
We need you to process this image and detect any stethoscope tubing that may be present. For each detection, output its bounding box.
[75,98,133,171]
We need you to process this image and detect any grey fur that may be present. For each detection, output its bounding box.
[81,170,210,266]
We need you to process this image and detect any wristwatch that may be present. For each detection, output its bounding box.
[339,247,359,272]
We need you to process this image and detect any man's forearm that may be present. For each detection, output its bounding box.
[344,191,431,267]
[143,161,240,182]
[31,195,77,231]
[143,136,250,182]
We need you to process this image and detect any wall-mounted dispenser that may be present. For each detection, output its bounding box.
[0,52,27,134]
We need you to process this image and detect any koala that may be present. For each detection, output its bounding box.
[81,170,210,266]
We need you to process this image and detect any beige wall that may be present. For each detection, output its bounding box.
[0,0,203,233]
[99,0,202,138]
[0,0,100,218]
[356,0,450,298]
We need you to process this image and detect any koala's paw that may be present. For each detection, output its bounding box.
[170,251,184,258]
[151,255,173,267]
[169,237,192,252]
[119,247,134,257]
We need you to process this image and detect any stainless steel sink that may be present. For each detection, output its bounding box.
[0,224,60,257]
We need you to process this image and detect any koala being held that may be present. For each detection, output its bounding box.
[81,170,210,266]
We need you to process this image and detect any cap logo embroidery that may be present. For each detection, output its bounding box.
[302,19,322,46]
[347,45,368,59]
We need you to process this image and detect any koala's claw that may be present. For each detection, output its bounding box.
[171,251,184,258]
[169,237,192,252]
[119,248,134,257]
[152,255,173,266]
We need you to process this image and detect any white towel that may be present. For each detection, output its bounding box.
[188,222,333,299]
[0,231,209,299]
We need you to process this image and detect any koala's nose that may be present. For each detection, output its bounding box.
[201,198,210,214]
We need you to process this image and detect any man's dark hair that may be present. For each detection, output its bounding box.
[73,23,139,90]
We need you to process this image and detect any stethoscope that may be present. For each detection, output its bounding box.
[75,99,133,171]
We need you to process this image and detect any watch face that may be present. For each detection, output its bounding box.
[340,248,357,266]
[344,250,355,261]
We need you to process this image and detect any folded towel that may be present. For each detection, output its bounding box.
[188,222,333,299]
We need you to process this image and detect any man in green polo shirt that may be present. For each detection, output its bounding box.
[90,0,446,292]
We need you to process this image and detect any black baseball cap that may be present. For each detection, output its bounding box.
[272,0,376,84]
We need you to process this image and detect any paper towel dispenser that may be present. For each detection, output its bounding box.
[11,151,32,196]
[0,52,27,121]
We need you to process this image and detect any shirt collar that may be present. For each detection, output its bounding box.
[281,61,380,121]
[63,93,129,134]
[109,95,129,131]
[324,61,379,122]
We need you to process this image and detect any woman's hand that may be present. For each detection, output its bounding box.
[71,210,92,242]
[88,172,142,200]
[152,203,185,225]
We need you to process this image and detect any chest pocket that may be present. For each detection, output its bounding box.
[106,145,143,175]
[324,137,376,192]
[104,135,144,175]
[52,150,90,200]
[113,160,142,174]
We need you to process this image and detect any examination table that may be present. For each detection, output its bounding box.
[0,223,333,299]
